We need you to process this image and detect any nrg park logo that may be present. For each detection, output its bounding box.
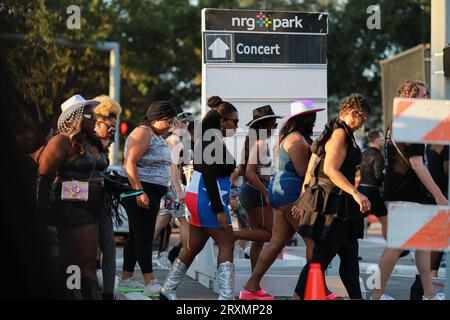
[231,11,303,31]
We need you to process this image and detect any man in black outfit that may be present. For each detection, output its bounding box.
[358,130,387,239]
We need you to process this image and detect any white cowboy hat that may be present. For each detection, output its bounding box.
[61,94,100,113]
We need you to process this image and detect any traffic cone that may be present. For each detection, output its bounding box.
[304,263,326,300]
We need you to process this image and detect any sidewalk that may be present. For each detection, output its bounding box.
[113,223,446,300]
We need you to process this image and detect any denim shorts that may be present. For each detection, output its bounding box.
[268,171,303,209]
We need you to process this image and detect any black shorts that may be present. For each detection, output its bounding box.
[357,185,387,217]
[239,182,267,210]
[54,184,104,231]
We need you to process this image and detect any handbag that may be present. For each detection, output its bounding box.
[60,158,96,202]
[61,180,89,201]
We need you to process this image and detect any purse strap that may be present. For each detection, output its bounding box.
[386,123,413,170]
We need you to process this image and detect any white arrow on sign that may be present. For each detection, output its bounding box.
[208,37,229,59]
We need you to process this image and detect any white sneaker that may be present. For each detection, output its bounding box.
[422,293,445,300]
[370,293,395,300]
[117,278,145,293]
[143,279,162,297]
[158,252,172,269]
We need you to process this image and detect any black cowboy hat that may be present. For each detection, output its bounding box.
[246,105,282,126]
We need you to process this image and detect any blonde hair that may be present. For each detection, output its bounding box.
[94,95,122,117]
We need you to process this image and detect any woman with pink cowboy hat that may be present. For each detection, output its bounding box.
[241,99,335,300]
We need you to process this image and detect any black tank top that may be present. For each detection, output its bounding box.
[60,152,108,180]
[311,119,362,221]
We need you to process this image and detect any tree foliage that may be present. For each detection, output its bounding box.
[1,0,431,130]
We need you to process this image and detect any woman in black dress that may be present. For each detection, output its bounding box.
[292,93,371,299]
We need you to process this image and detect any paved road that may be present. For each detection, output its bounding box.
[113,223,446,300]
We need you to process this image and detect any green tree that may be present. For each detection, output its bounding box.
[323,0,431,129]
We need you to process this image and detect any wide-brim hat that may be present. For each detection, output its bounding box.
[246,105,282,126]
[176,111,194,122]
[61,94,100,113]
[282,100,325,122]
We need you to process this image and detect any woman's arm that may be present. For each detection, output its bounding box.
[409,156,447,205]
[36,135,70,208]
[245,140,269,196]
[167,134,185,202]
[302,153,317,194]
[285,133,310,177]
[38,135,70,176]
[124,127,152,208]
[323,128,370,212]
[124,127,151,190]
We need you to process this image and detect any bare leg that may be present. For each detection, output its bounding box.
[302,236,314,262]
[371,247,402,299]
[59,224,98,279]
[244,206,295,292]
[235,206,273,271]
[206,226,235,264]
[234,206,272,242]
[153,214,171,241]
[416,250,437,298]
[177,216,189,248]
[430,251,443,278]
[378,216,388,241]
[178,224,209,268]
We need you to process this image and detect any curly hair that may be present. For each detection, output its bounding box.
[396,80,428,98]
[339,93,371,117]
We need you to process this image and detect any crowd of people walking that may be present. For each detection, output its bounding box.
[19,80,447,300]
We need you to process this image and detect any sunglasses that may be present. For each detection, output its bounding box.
[83,113,97,121]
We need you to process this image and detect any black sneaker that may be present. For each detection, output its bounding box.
[168,245,181,264]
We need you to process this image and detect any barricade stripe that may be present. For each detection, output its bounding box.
[422,114,450,142]
[400,210,449,250]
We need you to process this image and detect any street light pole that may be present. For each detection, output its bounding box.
[430,0,450,300]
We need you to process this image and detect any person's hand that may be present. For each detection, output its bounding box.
[231,171,239,187]
[176,188,185,204]
[265,195,270,206]
[229,197,239,212]
[291,205,304,220]
[217,212,229,229]
[137,193,150,209]
[434,193,448,206]
[353,191,371,214]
